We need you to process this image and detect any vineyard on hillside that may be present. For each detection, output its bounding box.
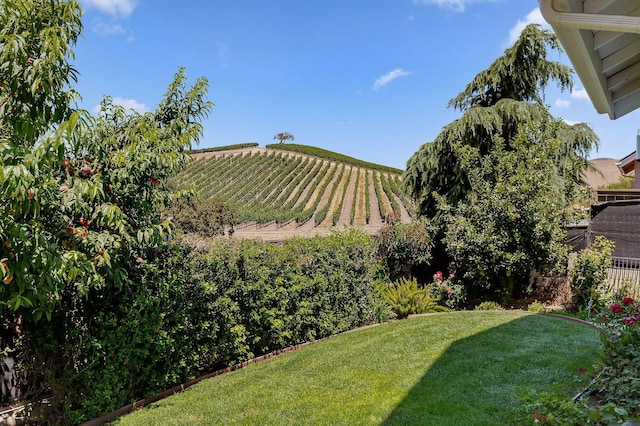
[170,146,414,238]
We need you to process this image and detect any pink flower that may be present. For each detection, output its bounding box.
[622,297,634,306]
[435,271,443,280]
[610,304,623,314]
[449,273,455,279]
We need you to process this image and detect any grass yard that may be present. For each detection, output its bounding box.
[114,311,599,425]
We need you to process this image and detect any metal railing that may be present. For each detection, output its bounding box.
[607,257,640,298]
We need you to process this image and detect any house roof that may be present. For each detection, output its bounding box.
[617,150,637,174]
[540,0,640,119]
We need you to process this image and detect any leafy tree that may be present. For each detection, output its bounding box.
[0,0,213,322]
[166,195,237,237]
[273,131,294,144]
[375,219,433,281]
[403,24,598,219]
[442,123,583,299]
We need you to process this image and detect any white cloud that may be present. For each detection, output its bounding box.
[92,22,125,36]
[506,8,550,46]
[113,97,148,113]
[562,118,579,126]
[91,18,135,41]
[555,98,571,108]
[412,0,493,13]
[81,0,136,18]
[373,69,411,91]
[571,87,590,100]
[93,97,148,115]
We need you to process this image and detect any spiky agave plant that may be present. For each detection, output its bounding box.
[380,277,448,319]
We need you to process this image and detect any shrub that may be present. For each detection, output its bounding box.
[425,271,466,310]
[375,220,433,281]
[475,301,501,311]
[20,229,379,423]
[592,297,640,418]
[166,195,237,237]
[379,277,447,319]
[527,301,546,313]
[569,236,615,313]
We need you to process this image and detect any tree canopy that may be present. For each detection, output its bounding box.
[0,0,213,320]
[403,24,598,219]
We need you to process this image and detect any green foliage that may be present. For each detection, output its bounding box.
[349,168,360,225]
[425,271,466,310]
[24,229,379,422]
[591,297,640,419]
[314,164,344,224]
[365,170,371,224]
[404,24,597,219]
[166,195,237,237]
[527,301,547,313]
[600,175,634,190]
[569,236,615,311]
[375,219,433,280]
[0,0,213,321]
[267,143,403,174]
[442,124,578,299]
[188,142,259,154]
[379,277,447,319]
[517,389,590,425]
[475,301,501,311]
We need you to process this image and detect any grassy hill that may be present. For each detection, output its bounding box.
[170,145,414,237]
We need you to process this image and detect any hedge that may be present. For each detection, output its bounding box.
[21,229,379,424]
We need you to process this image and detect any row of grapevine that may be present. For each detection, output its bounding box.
[332,166,353,226]
[170,147,413,232]
[349,168,360,225]
[365,170,371,224]
[295,162,337,225]
[372,171,387,222]
[314,164,346,225]
[380,173,401,217]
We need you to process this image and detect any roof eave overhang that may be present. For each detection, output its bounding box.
[540,0,640,119]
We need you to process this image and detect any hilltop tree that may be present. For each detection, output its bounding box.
[273,131,294,144]
[403,24,598,219]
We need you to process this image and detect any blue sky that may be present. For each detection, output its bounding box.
[73,0,640,170]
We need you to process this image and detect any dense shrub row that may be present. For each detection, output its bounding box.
[23,229,378,423]
[189,142,259,154]
[266,143,403,174]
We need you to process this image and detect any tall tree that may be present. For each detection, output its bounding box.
[442,122,585,298]
[403,24,598,219]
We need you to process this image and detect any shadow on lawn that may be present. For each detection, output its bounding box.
[379,313,599,426]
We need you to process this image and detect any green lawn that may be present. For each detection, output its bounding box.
[114,311,599,425]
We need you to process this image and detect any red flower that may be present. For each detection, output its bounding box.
[610,304,623,314]
[622,297,634,306]
[622,317,636,326]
